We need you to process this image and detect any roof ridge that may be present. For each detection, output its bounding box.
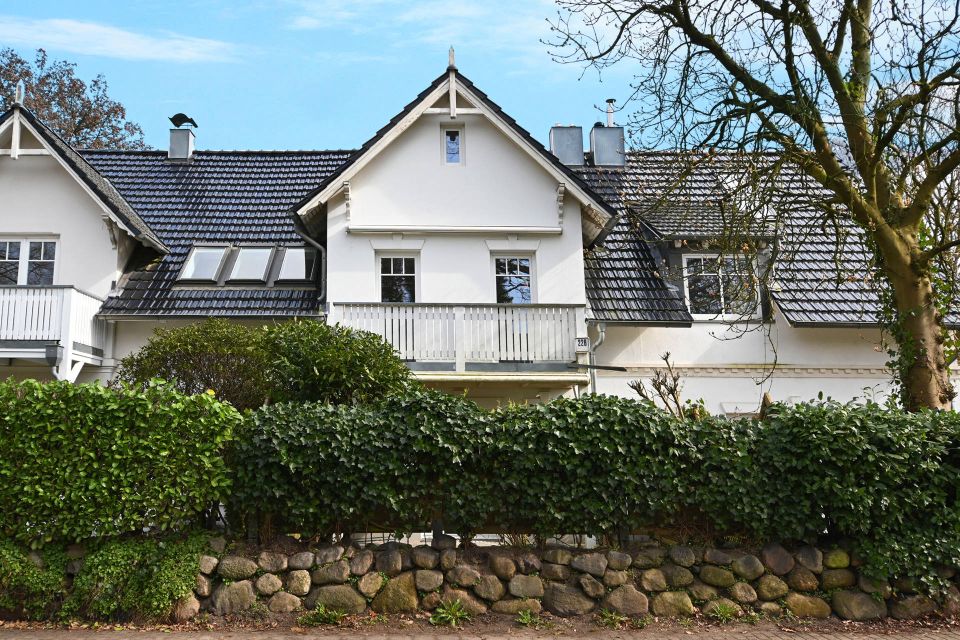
[79,148,358,155]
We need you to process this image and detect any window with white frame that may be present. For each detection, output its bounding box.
[380,256,416,303]
[494,256,533,304]
[228,247,272,282]
[683,254,758,318]
[443,128,462,164]
[0,239,56,286]
[179,246,228,281]
[276,247,318,282]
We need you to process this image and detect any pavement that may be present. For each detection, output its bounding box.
[2,629,960,640]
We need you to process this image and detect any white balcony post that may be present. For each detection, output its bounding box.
[54,288,75,380]
[454,305,466,372]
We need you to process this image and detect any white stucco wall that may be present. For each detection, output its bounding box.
[325,113,587,306]
[592,310,894,414]
[0,153,127,298]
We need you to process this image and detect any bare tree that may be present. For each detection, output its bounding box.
[549,0,960,410]
[0,48,145,149]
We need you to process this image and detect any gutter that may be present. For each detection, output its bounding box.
[289,211,328,306]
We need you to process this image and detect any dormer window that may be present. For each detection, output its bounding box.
[683,254,759,319]
[444,127,462,164]
[179,246,227,281]
[228,247,272,282]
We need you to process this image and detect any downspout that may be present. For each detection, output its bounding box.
[588,321,607,394]
[291,210,327,310]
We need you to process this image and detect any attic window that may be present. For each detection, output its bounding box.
[683,254,759,319]
[276,247,318,281]
[228,247,272,282]
[444,128,462,164]
[179,247,227,281]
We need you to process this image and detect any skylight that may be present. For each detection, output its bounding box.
[179,247,226,281]
[228,247,272,281]
[276,247,317,281]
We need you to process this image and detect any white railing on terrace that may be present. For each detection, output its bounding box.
[0,286,106,352]
[332,303,584,370]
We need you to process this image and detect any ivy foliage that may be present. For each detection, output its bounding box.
[0,379,240,547]
[0,539,66,619]
[62,535,206,621]
[115,318,417,410]
[233,391,960,584]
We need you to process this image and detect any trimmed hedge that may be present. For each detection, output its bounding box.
[232,390,960,584]
[0,379,240,546]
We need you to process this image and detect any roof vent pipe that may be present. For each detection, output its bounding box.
[606,98,616,127]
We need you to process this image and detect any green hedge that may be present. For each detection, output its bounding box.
[232,390,960,583]
[0,379,240,547]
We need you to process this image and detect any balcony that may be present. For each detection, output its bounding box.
[330,303,588,373]
[0,286,107,381]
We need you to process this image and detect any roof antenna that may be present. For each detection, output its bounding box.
[14,80,25,105]
[448,46,456,71]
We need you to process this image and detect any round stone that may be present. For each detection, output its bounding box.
[755,575,789,601]
[255,573,282,596]
[699,565,735,588]
[728,581,757,604]
[732,554,764,581]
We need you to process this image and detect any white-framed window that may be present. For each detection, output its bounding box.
[443,126,463,165]
[683,254,759,319]
[494,255,534,304]
[228,246,273,282]
[0,239,57,286]
[275,247,318,282]
[379,254,417,303]
[179,246,228,281]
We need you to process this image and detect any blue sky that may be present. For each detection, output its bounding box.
[0,1,636,151]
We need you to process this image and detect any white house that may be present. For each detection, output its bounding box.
[0,58,899,412]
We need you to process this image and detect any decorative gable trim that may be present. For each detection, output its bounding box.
[290,70,618,246]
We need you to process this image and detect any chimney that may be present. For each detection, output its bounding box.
[168,128,195,161]
[590,99,625,167]
[549,125,584,166]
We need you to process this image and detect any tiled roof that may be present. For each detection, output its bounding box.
[81,150,352,317]
[579,151,885,326]
[1,106,167,253]
[584,216,693,325]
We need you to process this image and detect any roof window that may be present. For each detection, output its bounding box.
[228,247,273,282]
[179,247,227,281]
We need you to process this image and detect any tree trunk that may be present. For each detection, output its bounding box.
[886,263,954,411]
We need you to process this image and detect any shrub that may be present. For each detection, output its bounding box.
[0,379,239,546]
[114,318,271,411]
[0,539,66,619]
[260,319,416,404]
[116,318,417,410]
[230,391,960,585]
[62,534,205,620]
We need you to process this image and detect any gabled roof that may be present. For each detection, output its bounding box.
[578,152,888,327]
[0,105,167,253]
[82,150,352,318]
[291,68,618,246]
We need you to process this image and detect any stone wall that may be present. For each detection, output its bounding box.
[178,536,960,622]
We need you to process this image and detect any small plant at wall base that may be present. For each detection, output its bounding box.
[297,604,348,626]
[0,540,67,620]
[429,599,471,627]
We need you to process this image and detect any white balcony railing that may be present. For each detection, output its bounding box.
[331,303,584,371]
[0,286,107,353]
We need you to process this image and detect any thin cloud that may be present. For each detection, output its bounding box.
[284,0,559,73]
[0,16,237,62]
